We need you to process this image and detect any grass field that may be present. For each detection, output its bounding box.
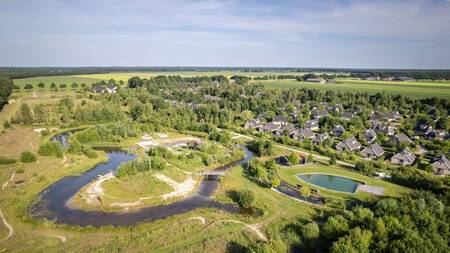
[0,126,316,252]
[13,76,103,90]
[277,163,411,201]
[260,79,450,99]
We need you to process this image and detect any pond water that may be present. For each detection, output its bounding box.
[29,131,254,226]
[297,173,362,193]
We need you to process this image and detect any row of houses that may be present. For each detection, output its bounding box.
[91,84,118,94]
[244,114,450,175]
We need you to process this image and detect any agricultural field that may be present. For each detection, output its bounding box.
[260,79,450,98]
[12,76,103,90]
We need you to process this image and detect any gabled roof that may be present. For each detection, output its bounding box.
[245,119,262,128]
[336,137,361,151]
[392,148,416,164]
[331,124,345,134]
[431,155,450,171]
[278,124,299,135]
[361,143,385,157]
[394,133,412,143]
[297,128,314,139]
[260,122,279,131]
[312,133,329,143]
[273,115,287,123]
[306,119,318,128]
[341,111,355,119]
[364,129,377,138]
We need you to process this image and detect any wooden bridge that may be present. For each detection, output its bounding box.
[197,171,226,180]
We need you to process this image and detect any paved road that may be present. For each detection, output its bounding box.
[229,131,355,168]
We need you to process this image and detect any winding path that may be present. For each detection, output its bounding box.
[0,209,14,241]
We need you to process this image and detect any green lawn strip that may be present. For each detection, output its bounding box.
[278,164,411,201]
[259,80,450,98]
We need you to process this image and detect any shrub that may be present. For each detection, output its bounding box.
[20,151,37,163]
[0,156,16,164]
[236,189,255,209]
[83,148,98,158]
[38,142,63,157]
[117,156,166,178]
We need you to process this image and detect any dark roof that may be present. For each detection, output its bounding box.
[336,137,361,151]
[394,133,412,143]
[312,133,329,143]
[392,148,416,164]
[260,122,279,131]
[361,143,385,157]
[341,111,354,119]
[306,119,318,128]
[297,128,314,139]
[273,115,287,123]
[431,155,450,171]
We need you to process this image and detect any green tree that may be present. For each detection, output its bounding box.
[236,189,255,209]
[24,84,33,90]
[20,151,37,163]
[300,186,311,197]
[37,82,45,88]
[331,228,372,253]
[19,103,33,124]
[287,153,299,164]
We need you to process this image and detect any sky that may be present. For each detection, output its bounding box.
[0,0,449,69]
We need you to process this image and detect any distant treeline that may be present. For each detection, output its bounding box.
[2,66,449,80]
[349,69,450,80]
[0,72,13,110]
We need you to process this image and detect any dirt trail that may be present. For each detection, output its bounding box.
[58,154,67,165]
[0,209,13,241]
[215,219,268,241]
[190,215,269,241]
[1,172,15,190]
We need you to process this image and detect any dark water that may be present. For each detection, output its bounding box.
[297,173,361,193]
[29,132,253,226]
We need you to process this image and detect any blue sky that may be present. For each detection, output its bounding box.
[0,0,449,68]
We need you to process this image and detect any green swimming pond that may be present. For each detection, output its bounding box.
[297,174,362,193]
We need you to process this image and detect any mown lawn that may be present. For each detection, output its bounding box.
[260,79,450,98]
[278,163,411,201]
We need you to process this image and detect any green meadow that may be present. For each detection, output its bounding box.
[259,79,450,99]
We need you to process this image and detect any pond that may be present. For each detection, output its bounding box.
[297,173,362,193]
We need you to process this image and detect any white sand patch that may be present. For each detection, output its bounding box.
[189,216,206,224]
[137,137,201,150]
[137,140,158,149]
[34,128,47,134]
[82,172,115,204]
[157,133,168,138]
[154,174,196,200]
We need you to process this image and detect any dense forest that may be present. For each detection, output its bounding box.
[0,72,13,110]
